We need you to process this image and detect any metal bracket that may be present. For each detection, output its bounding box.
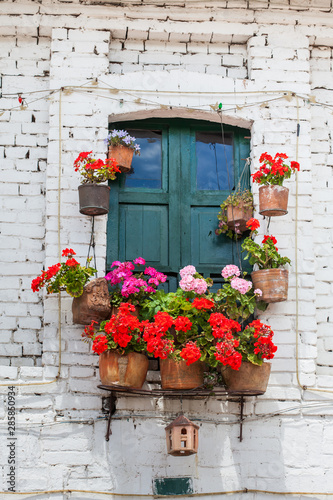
[105,391,117,441]
[239,396,245,442]
[99,386,252,443]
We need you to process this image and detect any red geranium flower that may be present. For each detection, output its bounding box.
[180,341,202,366]
[192,297,215,310]
[62,248,76,257]
[174,316,192,333]
[262,235,277,245]
[66,258,79,267]
[246,218,260,232]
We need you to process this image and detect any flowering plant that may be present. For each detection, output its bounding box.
[216,190,254,240]
[242,218,291,269]
[207,315,277,370]
[73,151,120,184]
[31,249,96,298]
[141,294,217,366]
[82,303,146,355]
[140,262,276,371]
[215,264,266,327]
[105,129,140,155]
[252,152,300,186]
[236,320,277,365]
[178,265,213,294]
[105,258,167,308]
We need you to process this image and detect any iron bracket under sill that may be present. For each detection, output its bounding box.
[99,385,263,442]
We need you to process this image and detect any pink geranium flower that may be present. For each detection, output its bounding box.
[221,265,241,279]
[179,265,196,279]
[230,277,252,295]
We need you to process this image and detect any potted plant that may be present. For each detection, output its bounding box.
[141,292,216,389]
[217,318,277,394]
[74,151,120,216]
[83,303,149,388]
[241,218,291,302]
[141,263,276,394]
[31,248,111,325]
[105,257,168,312]
[206,264,276,394]
[252,152,300,217]
[215,263,267,328]
[105,129,140,172]
[216,190,254,239]
[31,248,96,298]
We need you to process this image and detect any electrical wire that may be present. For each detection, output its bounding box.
[1,487,333,497]
[1,400,333,432]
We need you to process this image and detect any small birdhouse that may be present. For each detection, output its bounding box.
[165,414,199,456]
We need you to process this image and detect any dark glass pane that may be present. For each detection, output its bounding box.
[125,130,162,189]
[196,132,234,191]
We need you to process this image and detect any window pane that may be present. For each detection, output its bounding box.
[196,132,234,191]
[125,130,162,189]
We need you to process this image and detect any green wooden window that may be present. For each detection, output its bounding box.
[107,119,251,291]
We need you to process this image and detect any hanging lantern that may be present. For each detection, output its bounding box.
[165,414,199,456]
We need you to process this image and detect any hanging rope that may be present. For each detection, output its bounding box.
[218,105,247,275]
[87,216,98,276]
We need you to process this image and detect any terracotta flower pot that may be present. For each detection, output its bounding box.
[78,184,110,216]
[251,268,288,303]
[226,201,253,233]
[160,359,205,390]
[259,185,289,217]
[108,145,134,172]
[72,277,112,325]
[222,361,271,395]
[99,351,149,388]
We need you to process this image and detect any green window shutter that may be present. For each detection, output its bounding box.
[107,119,251,281]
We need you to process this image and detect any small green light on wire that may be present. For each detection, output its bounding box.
[218,103,222,109]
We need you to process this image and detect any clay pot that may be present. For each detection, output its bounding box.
[251,268,288,303]
[259,185,289,217]
[72,278,112,325]
[160,359,205,390]
[99,351,149,388]
[108,145,134,172]
[78,184,110,216]
[222,361,271,395]
[226,201,253,233]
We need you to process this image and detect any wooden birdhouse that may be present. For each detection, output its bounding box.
[165,414,199,456]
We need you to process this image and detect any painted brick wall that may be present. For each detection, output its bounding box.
[110,35,248,78]
[310,45,333,378]
[0,25,50,368]
[0,1,333,498]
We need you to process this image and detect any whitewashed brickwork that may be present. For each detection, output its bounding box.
[0,1,333,498]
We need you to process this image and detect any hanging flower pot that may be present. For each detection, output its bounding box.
[105,130,140,173]
[99,351,149,388]
[216,190,254,239]
[258,185,289,217]
[226,201,253,233]
[72,277,112,325]
[78,184,110,216]
[222,361,271,395]
[160,359,205,390]
[108,145,134,173]
[251,268,288,303]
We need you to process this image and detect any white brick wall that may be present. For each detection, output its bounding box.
[110,34,248,77]
[0,1,333,498]
[310,45,333,377]
[0,26,50,368]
